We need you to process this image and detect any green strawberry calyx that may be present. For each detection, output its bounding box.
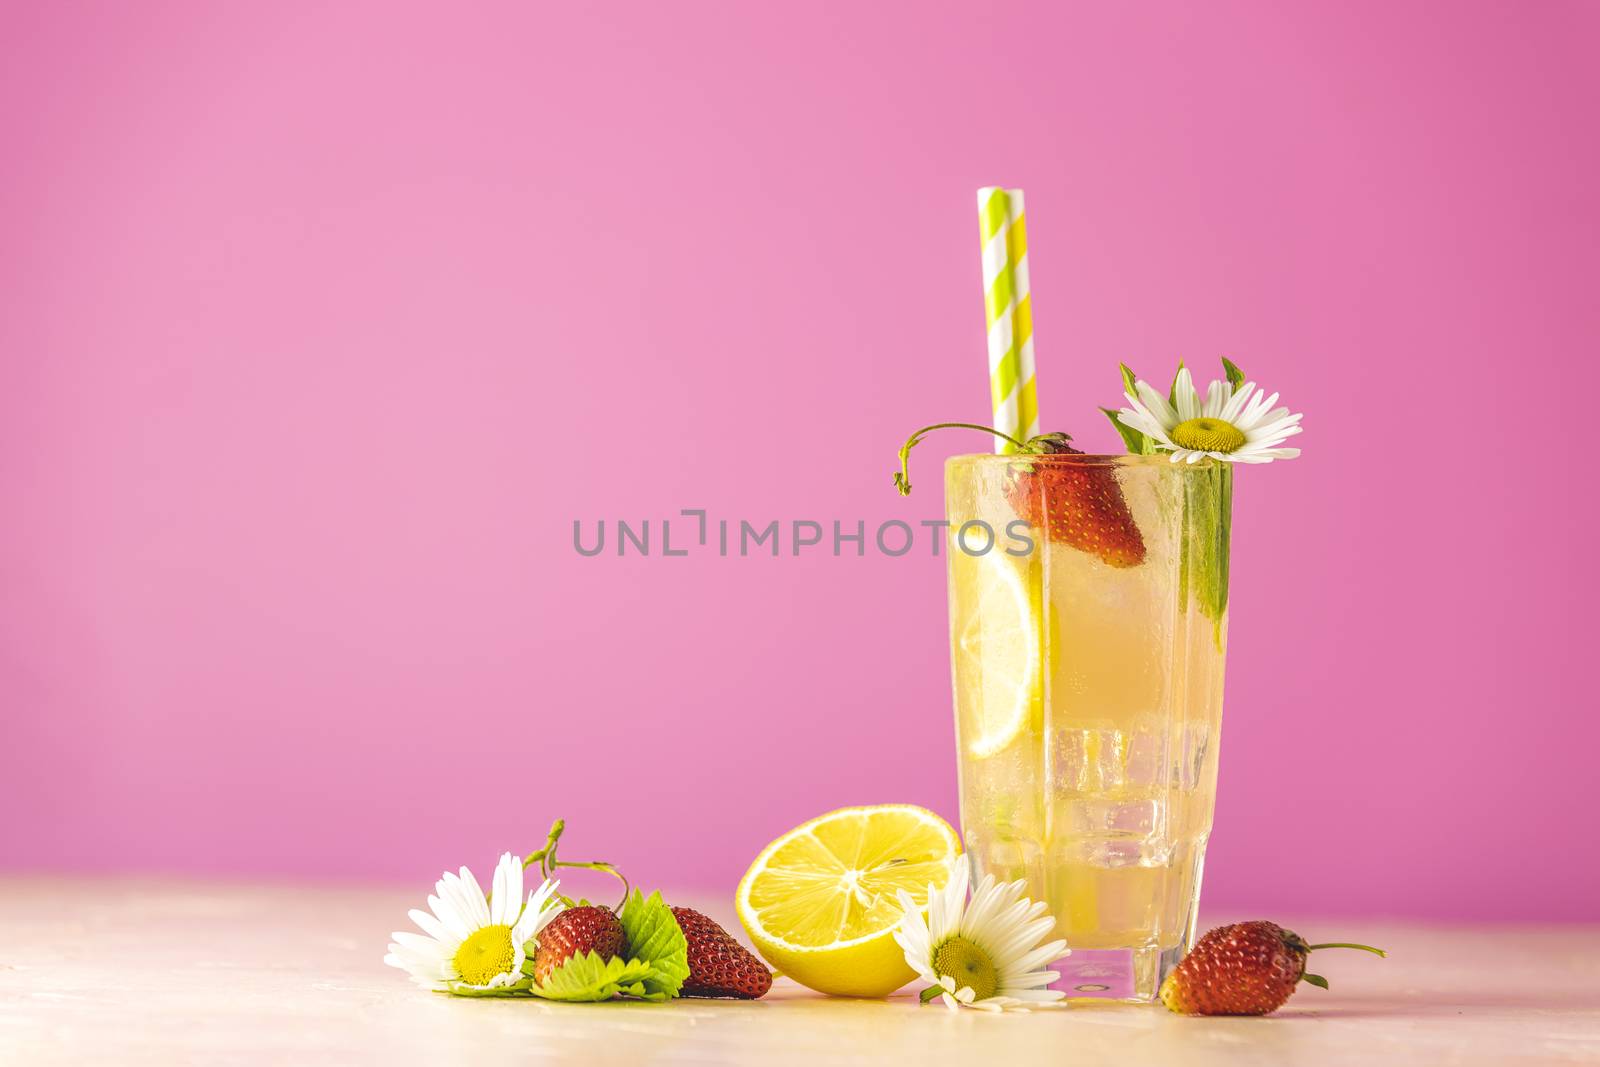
[893,423,1076,497]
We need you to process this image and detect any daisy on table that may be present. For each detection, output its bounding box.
[894,860,1070,1012]
[385,852,564,993]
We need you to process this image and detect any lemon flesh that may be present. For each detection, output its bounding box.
[950,551,1042,758]
[736,805,961,997]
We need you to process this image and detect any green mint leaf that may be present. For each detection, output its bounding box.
[530,951,656,1002]
[1119,363,1140,398]
[619,889,690,1000]
[1101,407,1152,456]
[1178,463,1233,647]
[1221,357,1246,394]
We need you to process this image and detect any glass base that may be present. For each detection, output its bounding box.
[1051,944,1185,1003]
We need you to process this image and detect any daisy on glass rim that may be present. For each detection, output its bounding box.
[385,852,565,992]
[894,860,1070,1012]
[1117,366,1303,464]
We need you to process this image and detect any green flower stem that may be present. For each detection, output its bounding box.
[919,985,946,1004]
[523,818,630,911]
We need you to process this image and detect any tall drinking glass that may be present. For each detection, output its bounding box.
[944,452,1232,1001]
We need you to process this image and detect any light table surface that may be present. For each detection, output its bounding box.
[1,878,1596,1065]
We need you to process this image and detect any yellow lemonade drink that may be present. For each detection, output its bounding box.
[945,452,1231,1001]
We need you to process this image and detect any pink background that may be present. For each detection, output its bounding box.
[3,2,1595,919]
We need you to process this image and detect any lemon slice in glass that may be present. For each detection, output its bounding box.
[950,550,1042,758]
[735,805,962,997]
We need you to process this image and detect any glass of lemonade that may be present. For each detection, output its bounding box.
[944,451,1232,1002]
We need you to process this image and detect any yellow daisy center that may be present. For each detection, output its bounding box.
[1171,417,1246,453]
[452,924,516,986]
[932,936,998,1000]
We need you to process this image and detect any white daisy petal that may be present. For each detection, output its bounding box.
[495,852,525,927]
[390,930,441,955]
[1116,408,1165,439]
[1134,381,1179,429]
[407,908,451,944]
[1256,406,1293,426]
[387,946,449,982]
[1247,425,1304,450]
[1122,415,1179,451]
[1247,410,1303,435]
[516,878,565,945]
[437,872,481,934]
[489,855,511,927]
[1221,382,1257,422]
[428,893,472,943]
[455,866,492,927]
[1006,987,1067,1002]
[1235,390,1281,431]
[1245,447,1301,462]
[385,943,446,973]
[1243,433,1302,456]
[937,863,969,939]
[1173,367,1199,421]
[385,950,450,990]
[1230,392,1264,430]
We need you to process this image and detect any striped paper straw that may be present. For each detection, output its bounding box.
[977,187,1039,452]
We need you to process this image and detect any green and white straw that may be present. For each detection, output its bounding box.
[977,187,1038,453]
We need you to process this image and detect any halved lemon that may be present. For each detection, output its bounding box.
[950,549,1042,758]
[735,805,962,997]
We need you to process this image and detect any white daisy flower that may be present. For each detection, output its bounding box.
[384,852,565,992]
[893,860,1069,1012]
[1117,366,1303,464]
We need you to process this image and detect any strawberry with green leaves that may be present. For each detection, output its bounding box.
[516,820,690,1002]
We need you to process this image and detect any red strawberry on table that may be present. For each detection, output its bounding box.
[531,905,628,986]
[1160,921,1385,1016]
[671,906,772,999]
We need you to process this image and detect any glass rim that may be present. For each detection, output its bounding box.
[945,451,1211,467]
